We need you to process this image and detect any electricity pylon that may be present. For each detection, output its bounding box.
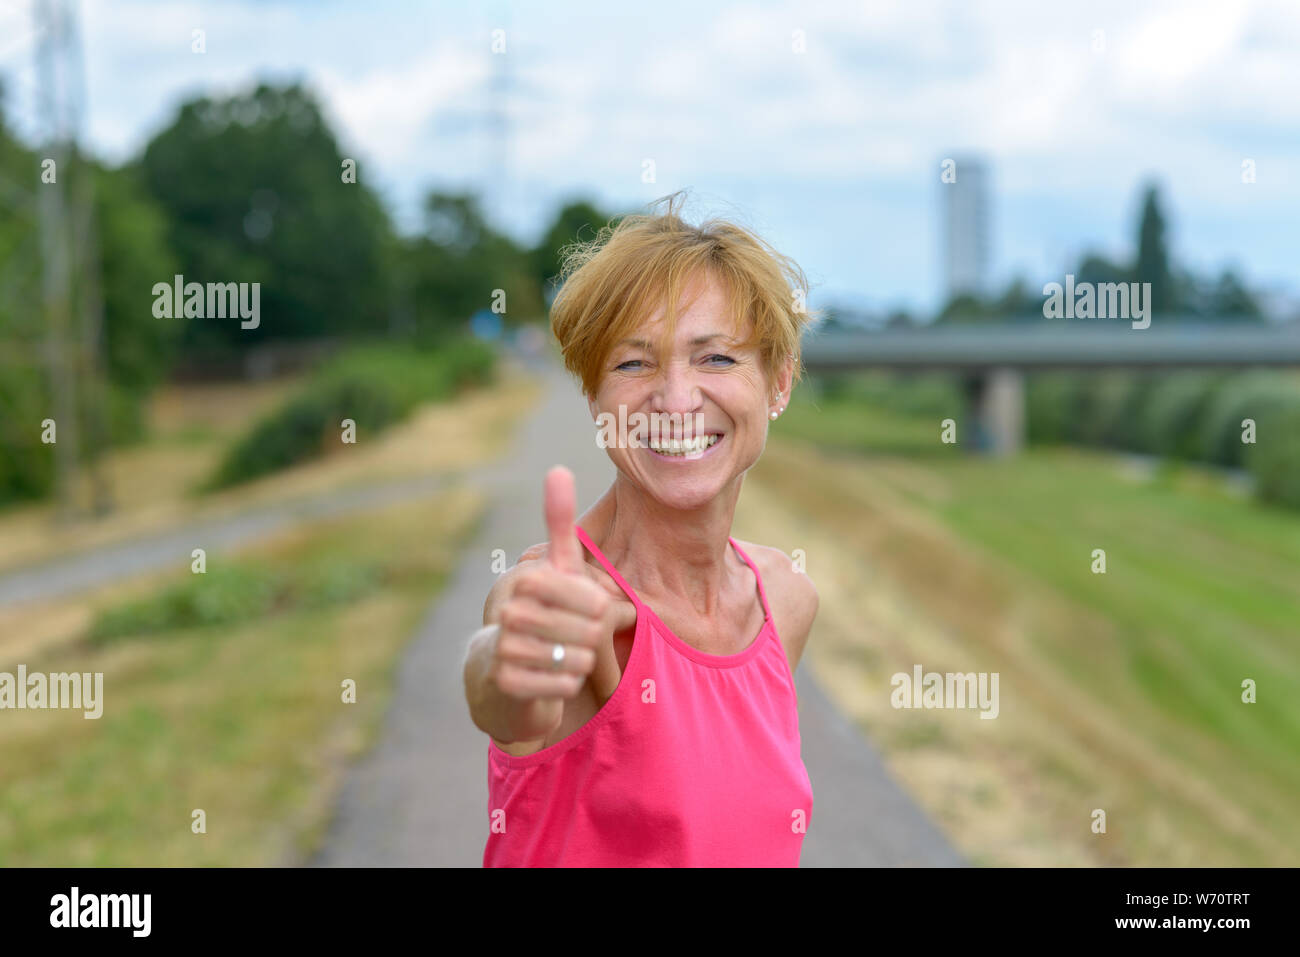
[33,0,112,517]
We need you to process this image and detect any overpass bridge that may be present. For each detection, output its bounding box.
[800,322,1300,455]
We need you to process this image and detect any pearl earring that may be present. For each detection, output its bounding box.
[770,410,779,420]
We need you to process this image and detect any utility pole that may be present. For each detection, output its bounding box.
[35,0,80,520]
[65,0,113,514]
[33,0,111,517]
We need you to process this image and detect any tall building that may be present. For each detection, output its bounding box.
[942,156,992,301]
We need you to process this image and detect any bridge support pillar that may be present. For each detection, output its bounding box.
[962,367,1024,456]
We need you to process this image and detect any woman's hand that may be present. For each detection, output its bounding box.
[494,466,634,698]
[465,466,636,745]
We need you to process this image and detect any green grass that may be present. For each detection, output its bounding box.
[773,389,1300,864]
[0,487,484,866]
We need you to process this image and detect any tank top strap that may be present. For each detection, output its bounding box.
[574,525,645,609]
[727,537,774,624]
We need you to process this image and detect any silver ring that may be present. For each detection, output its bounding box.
[550,642,566,670]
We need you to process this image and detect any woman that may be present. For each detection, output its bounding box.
[462,192,821,866]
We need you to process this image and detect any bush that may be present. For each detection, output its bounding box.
[1072,372,1140,447]
[1197,372,1300,468]
[0,365,56,504]
[88,553,388,644]
[1025,374,1070,444]
[90,563,281,642]
[1137,373,1226,459]
[207,337,496,488]
[885,373,964,419]
[1246,402,1300,510]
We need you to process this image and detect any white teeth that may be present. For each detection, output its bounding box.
[650,434,720,456]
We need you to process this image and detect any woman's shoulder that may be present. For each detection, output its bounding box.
[732,539,806,582]
[731,539,820,666]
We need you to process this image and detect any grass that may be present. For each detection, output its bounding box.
[0,487,485,866]
[0,358,541,575]
[736,392,1300,866]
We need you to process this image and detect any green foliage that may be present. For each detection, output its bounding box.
[137,83,394,356]
[1138,373,1227,458]
[88,553,386,644]
[90,562,279,641]
[1025,373,1085,444]
[207,338,496,488]
[0,121,175,505]
[1197,373,1300,468]
[531,199,614,297]
[1135,182,1173,314]
[809,371,961,418]
[1072,372,1146,447]
[0,365,55,501]
[402,192,544,337]
[1247,404,1300,510]
[96,163,181,397]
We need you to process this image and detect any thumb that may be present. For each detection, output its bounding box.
[543,465,583,574]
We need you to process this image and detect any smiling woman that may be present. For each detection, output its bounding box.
[461,190,824,867]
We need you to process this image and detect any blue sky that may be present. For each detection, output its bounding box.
[2,0,1297,317]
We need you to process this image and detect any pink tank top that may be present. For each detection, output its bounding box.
[483,526,813,867]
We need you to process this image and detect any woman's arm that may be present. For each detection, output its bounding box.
[462,467,614,746]
[463,558,566,747]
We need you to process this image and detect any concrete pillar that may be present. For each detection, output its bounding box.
[963,367,1024,456]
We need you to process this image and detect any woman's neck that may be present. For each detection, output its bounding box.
[580,474,745,615]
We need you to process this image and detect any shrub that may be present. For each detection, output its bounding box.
[88,553,388,644]
[1073,372,1142,447]
[1246,402,1300,510]
[1137,373,1226,459]
[207,337,495,488]
[1197,372,1300,468]
[90,563,281,642]
[1026,373,1084,445]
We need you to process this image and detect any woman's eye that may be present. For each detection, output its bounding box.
[615,359,643,370]
[705,354,735,366]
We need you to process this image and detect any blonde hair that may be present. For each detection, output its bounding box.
[549,191,820,397]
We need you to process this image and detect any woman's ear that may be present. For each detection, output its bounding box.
[775,356,795,403]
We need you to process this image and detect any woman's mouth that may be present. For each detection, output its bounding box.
[646,432,724,461]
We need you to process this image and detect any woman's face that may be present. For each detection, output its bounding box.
[588,272,792,511]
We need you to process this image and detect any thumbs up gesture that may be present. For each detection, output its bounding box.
[489,467,623,703]
[543,465,586,576]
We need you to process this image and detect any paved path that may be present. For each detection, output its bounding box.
[313,351,965,867]
[0,473,467,607]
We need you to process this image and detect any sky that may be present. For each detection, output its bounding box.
[1,0,1297,318]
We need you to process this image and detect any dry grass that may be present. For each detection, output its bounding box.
[0,360,541,575]
[0,487,485,866]
[735,437,1297,866]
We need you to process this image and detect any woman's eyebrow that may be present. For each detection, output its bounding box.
[616,334,737,349]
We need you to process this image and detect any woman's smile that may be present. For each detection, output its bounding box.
[644,431,725,461]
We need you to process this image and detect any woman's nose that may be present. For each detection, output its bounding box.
[651,368,703,414]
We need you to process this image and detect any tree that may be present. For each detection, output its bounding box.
[137,83,395,356]
[0,104,175,505]
[1134,183,1173,315]
[1207,269,1262,321]
[531,198,614,301]
[403,190,544,339]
